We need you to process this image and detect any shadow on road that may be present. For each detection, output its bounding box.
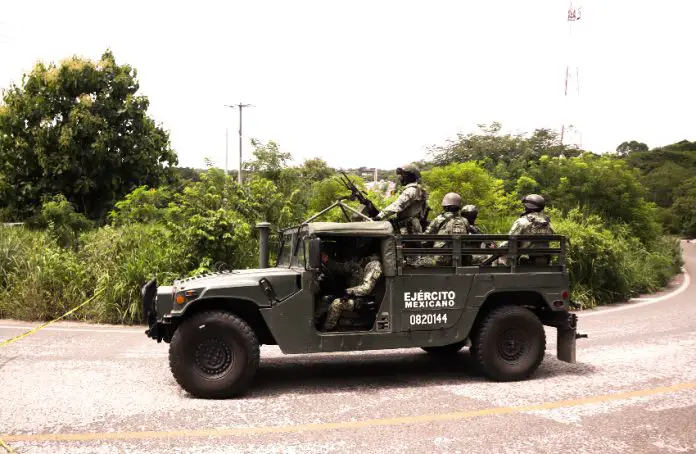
[0,355,19,371]
[235,350,598,399]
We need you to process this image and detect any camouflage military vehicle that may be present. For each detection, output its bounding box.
[141,206,585,399]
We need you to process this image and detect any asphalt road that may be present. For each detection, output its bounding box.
[1,241,695,454]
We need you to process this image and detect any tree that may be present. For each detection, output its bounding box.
[616,140,648,156]
[672,177,696,237]
[0,49,177,221]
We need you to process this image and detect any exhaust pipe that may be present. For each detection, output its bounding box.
[256,222,272,268]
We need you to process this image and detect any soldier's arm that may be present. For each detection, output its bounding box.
[375,187,416,220]
[424,216,442,234]
[345,262,383,296]
[324,259,355,275]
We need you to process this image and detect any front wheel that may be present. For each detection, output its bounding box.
[169,310,260,398]
[470,305,546,381]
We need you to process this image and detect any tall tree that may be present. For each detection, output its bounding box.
[0,50,177,221]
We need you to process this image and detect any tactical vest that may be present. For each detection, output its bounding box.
[395,183,428,221]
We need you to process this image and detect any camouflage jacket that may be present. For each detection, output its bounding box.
[425,211,470,236]
[325,255,383,297]
[500,211,554,248]
[509,211,554,236]
[377,183,428,222]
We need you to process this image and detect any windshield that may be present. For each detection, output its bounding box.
[275,230,306,268]
[276,235,292,267]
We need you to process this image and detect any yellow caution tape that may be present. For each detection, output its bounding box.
[0,288,105,348]
[0,437,16,453]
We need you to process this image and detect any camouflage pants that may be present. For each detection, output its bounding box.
[322,298,356,331]
[409,255,451,268]
[396,218,422,235]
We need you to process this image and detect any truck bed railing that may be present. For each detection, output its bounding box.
[395,234,567,273]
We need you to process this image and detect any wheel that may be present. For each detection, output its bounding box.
[421,339,468,355]
[470,305,546,381]
[169,310,260,398]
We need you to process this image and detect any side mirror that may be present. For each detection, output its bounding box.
[308,238,322,270]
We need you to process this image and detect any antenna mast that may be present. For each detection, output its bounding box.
[560,1,582,147]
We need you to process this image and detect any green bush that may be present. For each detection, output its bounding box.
[549,208,682,308]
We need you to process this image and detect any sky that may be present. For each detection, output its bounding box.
[1,0,694,171]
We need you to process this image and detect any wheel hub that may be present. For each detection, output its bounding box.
[498,329,526,362]
[194,337,233,376]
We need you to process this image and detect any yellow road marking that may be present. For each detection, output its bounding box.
[4,381,696,443]
[0,289,104,348]
[0,438,16,453]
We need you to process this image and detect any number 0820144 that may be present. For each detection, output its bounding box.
[409,313,448,325]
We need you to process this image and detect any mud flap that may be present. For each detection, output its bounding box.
[557,313,586,363]
[557,326,576,363]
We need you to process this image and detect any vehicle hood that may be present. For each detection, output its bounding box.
[169,268,302,306]
[173,268,300,290]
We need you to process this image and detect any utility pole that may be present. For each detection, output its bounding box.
[225,103,253,184]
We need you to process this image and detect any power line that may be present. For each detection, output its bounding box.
[224,103,254,185]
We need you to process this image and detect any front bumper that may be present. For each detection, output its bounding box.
[141,278,163,342]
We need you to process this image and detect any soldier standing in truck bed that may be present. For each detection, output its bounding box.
[373,163,428,234]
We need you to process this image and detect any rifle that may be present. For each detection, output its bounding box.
[420,205,431,231]
[338,171,380,219]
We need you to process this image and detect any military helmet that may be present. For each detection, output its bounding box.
[522,194,546,211]
[461,204,478,216]
[461,204,478,221]
[441,192,462,209]
[396,163,421,180]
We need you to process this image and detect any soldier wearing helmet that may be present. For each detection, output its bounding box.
[461,204,481,234]
[500,194,554,265]
[373,163,429,234]
[411,192,469,267]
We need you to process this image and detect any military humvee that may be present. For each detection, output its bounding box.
[142,206,584,399]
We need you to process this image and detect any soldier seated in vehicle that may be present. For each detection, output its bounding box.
[499,194,554,266]
[411,193,470,267]
[461,204,496,265]
[317,238,384,331]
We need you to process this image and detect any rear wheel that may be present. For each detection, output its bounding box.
[421,339,468,355]
[470,305,545,381]
[169,310,260,398]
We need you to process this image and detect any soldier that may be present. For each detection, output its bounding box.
[321,246,383,331]
[413,192,469,267]
[461,204,496,263]
[461,204,481,234]
[373,163,429,234]
[500,194,554,265]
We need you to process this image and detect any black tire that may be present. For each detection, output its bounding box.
[470,305,545,381]
[421,339,468,355]
[169,310,260,399]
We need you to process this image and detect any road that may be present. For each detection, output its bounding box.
[1,241,695,453]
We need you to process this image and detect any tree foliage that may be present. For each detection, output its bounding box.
[0,50,177,221]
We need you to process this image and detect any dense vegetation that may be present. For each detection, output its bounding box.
[0,51,688,324]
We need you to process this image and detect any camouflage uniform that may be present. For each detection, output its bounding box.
[322,254,383,331]
[461,204,491,264]
[374,164,428,234]
[413,211,470,267]
[500,194,554,265]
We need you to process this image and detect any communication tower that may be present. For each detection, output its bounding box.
[560,1,582,147]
